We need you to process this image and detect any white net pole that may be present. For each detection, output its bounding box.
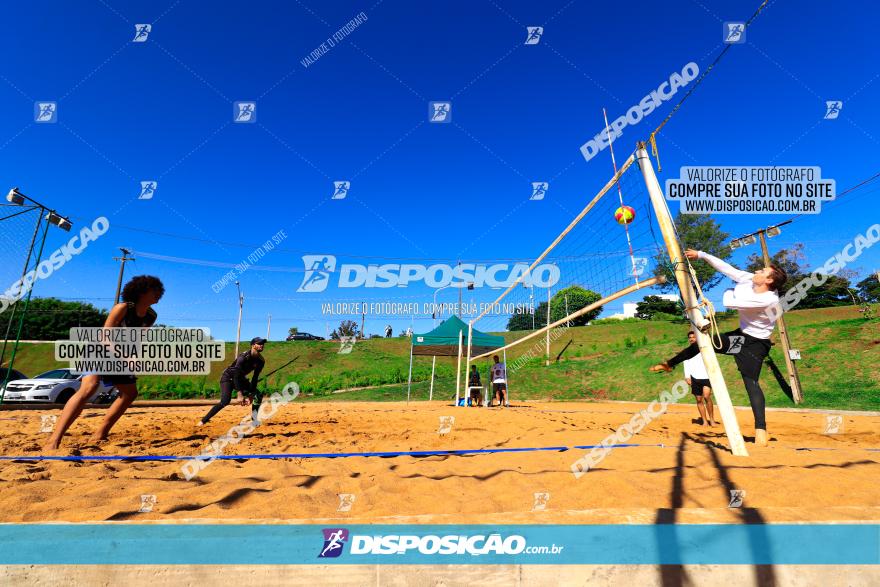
[635,144,748,457]
[455,330,462,407]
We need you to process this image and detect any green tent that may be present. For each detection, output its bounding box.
[411,315,504,357]
[406,316,506,404]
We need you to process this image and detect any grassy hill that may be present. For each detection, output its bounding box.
[5,306,879,411]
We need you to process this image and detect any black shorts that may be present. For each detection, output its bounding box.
[671,328,772,382]
[690,377,711,396]
[724,329,772,380]
[493,383,507,395]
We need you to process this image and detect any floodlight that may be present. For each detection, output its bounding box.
[6,188,24,205]
[767,226,781,238]
[45,211,72,231]
[741,235,757,246]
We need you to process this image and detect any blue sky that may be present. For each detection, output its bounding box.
[1,0,879,341]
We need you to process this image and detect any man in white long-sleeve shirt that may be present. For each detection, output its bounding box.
[650,249,788,446]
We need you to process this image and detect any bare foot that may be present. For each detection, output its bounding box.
[42,438,61,452]
[88,435,109,444]
[649,362,673,373]
[755,429,768,447]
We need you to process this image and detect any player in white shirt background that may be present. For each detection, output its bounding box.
[683,330,715,427]
[490,355,508,407]
[650,248,788,447]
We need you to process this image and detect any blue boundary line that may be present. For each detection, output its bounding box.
[1,444,874,463]
[0,443,667,462]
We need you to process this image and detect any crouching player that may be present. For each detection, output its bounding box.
[199,337,267,427]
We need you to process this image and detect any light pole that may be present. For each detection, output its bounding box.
[430,282,472,401]
[457,261,462,318]
[234,281,244,356]
[113,247,135,304]
[522,281,536,329]
[429,284,453,402]
[730,220,803,403]
[531,284,536,329]
[545,286,551,366]
[1,188,72,403]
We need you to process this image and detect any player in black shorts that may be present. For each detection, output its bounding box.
[490,355,508,407]
[682,331,715,426]
[199,337,266,426]
[468,365,483,407]
[44,275,164,450]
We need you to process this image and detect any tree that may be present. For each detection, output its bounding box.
[745,243,807,295]
[798,274,854,309]
[288,326,299,336]
[652,213,731,293]
[745,244,855,308]
[635,295,678,320]
[506,301,546,331]
[330,320,359,340]
[549,286,602,326]
[11,298,109,340]
[856,274,880,303]
[506,286,602,330]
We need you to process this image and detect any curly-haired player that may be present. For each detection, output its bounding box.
[43,275,164,450]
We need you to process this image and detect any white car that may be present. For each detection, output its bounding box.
[2,369,118,404]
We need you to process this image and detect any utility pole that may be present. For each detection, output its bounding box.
[234,281,244,356]
[266,313,271,340]
[113,248,135,304]
[360,309,365,340]
[757,231,803,404]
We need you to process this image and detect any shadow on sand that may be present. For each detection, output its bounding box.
[653,432,777,586]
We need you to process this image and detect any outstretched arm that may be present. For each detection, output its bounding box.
[685,249,752,283]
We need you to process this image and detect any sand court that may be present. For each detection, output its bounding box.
[0,400,877,525]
